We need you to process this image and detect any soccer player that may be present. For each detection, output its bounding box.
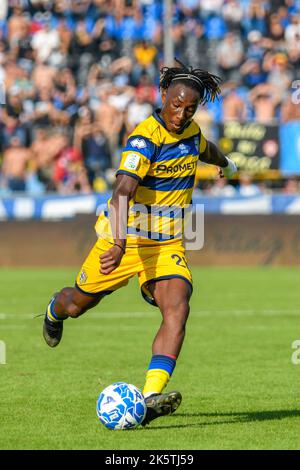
[43,61,237,425]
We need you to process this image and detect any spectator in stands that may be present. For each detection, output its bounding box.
[53,143,91,194]
[285,12,300,44]
[30,126,49,168]
[222,82,248,122]
[268,12,286,47]
[125,88,153,134]
[135,73,158,106]
[193,106,215,141]
[221,0,243,32]
[132,40,157,85]
[73,106,94,150]
[249,83,282,123]
[171,20,186,60]
[201,0,225,18]
[238,172,262,197]
[1,112,27,149]
[241,58,267,88]
[32,129,68,191]
[81,125,112,188]
[245,30,266,62]
[31,59,56,93]
[52,67,77,122]
[216,32,244,81]
[243,0,269,36]
[0,0,300,195]
[182,18,207,70]
[8,5,29,50]
[286,37,300,75]
[283,177,300,193]
[204,12,227,42]
[95,86,126,165]
[74,104,113,187]
[5,87,24,119]
[208,177,237,197]
[281,89,300,122]
[1,135,32,191]
[177,0,200,17]
[266,52,293,96]
[31,17,60,63]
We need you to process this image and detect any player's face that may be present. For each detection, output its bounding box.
[160,84,200,133]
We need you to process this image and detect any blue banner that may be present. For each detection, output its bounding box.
[1,193,300,219]
[280,122,300,174]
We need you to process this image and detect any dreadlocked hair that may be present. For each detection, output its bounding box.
[159,58,222,104]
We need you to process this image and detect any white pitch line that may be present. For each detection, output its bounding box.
[0,309,300,320]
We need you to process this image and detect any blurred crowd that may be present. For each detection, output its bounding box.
[0,0,300,195]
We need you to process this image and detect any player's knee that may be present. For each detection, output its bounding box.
[65,302,83,318]
[56,287,85,318]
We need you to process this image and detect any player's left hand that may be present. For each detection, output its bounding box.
[219,157,237,179]
[100,245,124,275]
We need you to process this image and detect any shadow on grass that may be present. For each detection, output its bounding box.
[139,409,300,431]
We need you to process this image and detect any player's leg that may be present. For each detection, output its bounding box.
[43,287,104,347]
[139,245,192,395]
[43,237,136,347]
[142,277,191,424]
[143,277,191,394]
[49,286,104,318]
[149,277,191,356]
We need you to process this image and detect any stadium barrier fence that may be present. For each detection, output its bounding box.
[1,213,300,266]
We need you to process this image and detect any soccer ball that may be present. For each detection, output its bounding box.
[96,382,147,430]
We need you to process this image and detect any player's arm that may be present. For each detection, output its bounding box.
[100,174,139,275]
[199,140,237,178]
[100,133,152,274]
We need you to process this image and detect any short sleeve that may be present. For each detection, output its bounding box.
[199,132,207,154]
[116,135,154,182]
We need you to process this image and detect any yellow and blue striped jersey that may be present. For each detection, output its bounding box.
[95,110,207,245]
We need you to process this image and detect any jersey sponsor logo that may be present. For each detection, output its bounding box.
[155,161,197,174]
[124,153,140,170]
[179,143,189,155]
[130,138,147,149]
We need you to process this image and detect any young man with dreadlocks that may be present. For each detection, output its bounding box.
[42,61,237,425]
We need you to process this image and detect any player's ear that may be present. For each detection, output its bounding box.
[161,88,167,105]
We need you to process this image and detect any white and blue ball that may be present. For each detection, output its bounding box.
[96,382,147,430]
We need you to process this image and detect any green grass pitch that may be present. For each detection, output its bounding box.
[1,266,300,450]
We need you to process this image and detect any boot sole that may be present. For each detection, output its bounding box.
[43,321,63,348]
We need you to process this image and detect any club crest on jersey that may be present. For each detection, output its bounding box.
[79,270,87,284]
[130,138,146,149]
[194,136,199,151]
[124,153,140,170]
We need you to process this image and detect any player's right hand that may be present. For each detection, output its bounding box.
[220,157,237,179]
[100,245,124,275]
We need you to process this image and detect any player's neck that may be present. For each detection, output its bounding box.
[154,108,191,135]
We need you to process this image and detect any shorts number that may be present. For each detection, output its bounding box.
[171,254,187,268]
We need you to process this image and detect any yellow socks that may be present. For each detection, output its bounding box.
[143,354,177,398]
